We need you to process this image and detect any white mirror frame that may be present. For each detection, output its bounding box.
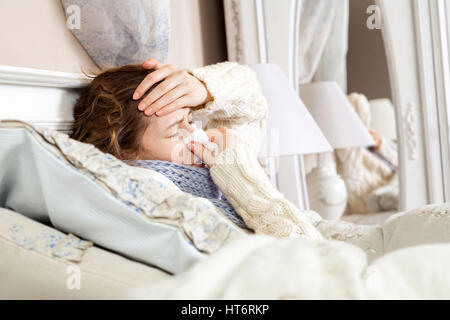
[378,0,450,209]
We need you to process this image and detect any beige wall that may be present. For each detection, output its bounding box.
[168,0,227,69]
[347,0,392,100]
[0,0,227,74]
[0,0,388,97]
[0,0,98,73]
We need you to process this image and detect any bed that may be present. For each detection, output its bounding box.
[0,66,176,298]
[2,63,450,299]
[2,0,450,300]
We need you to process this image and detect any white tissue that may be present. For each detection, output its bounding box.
[184,128,220,156]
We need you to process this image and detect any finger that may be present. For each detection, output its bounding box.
[139,72,185,114]
[191,142,215,166]
[144,85,187,116]
[141,58,164,69]
[133,64,176,101]
[205,129,221,144]
[140,73,185,114]
[218,126,227,134]
[154,94,191,117]
[205,129,219,139]
[205,129,228,149]
[190,142,216,167]
[135,64,177,102]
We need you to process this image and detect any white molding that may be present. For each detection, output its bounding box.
[224,0,244,63]
[0,65,90,88]
[292,0,301,93]
[409,0,450,203]
[254,0,268,63]
[288,0,298,88]
[376,0,407,210]
[377,0,429,210]
[433,0,450,200]
[404,102,418,161]
[413,0,445,203]
[0,66,87,131]
[223,0,260,64]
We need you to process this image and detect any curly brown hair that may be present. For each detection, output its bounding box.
[70,65,160,160]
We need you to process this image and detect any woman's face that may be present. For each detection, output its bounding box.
[139,108,199,165]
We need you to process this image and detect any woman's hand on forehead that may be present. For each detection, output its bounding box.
[133,58,213,117]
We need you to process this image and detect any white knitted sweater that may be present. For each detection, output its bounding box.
[188,61,322,240]
[336,93,398,215]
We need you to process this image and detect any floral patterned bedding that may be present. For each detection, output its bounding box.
[0,120,245,274]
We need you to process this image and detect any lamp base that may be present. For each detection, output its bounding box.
[306,167,347,221]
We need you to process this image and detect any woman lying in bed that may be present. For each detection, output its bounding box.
[70,58,322,240]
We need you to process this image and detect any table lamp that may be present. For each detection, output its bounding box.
[299,81,375,220]
[250,64,333,205]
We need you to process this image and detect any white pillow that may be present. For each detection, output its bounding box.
[0,121,243,274]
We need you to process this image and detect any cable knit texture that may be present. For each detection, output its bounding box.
[189,61,323,240]
[210,145,323,240]
[336,93,398,215]
[188,61,267,157]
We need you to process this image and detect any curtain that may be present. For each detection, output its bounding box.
[297,0,349,91]
[61,0,171,70]
[298,0,349,172]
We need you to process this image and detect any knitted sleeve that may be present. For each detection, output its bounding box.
[377,138,398,168]
[187,61,268,156]
[210,144,323,240]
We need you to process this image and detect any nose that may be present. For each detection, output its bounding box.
[179,118,195,133]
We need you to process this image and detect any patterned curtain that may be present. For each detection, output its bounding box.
[298,0,349,91]
[61,0,171,70]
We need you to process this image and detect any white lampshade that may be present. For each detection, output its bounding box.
[369,98,397,141]
[299,81,375,149]
[250,64,332,157]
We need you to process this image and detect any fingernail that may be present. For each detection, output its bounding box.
[156,110,162,116]
[145,108,152,116]
[133,92,140,100]
[138,103,145,111]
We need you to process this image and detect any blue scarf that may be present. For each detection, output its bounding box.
[132,160,250,230]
